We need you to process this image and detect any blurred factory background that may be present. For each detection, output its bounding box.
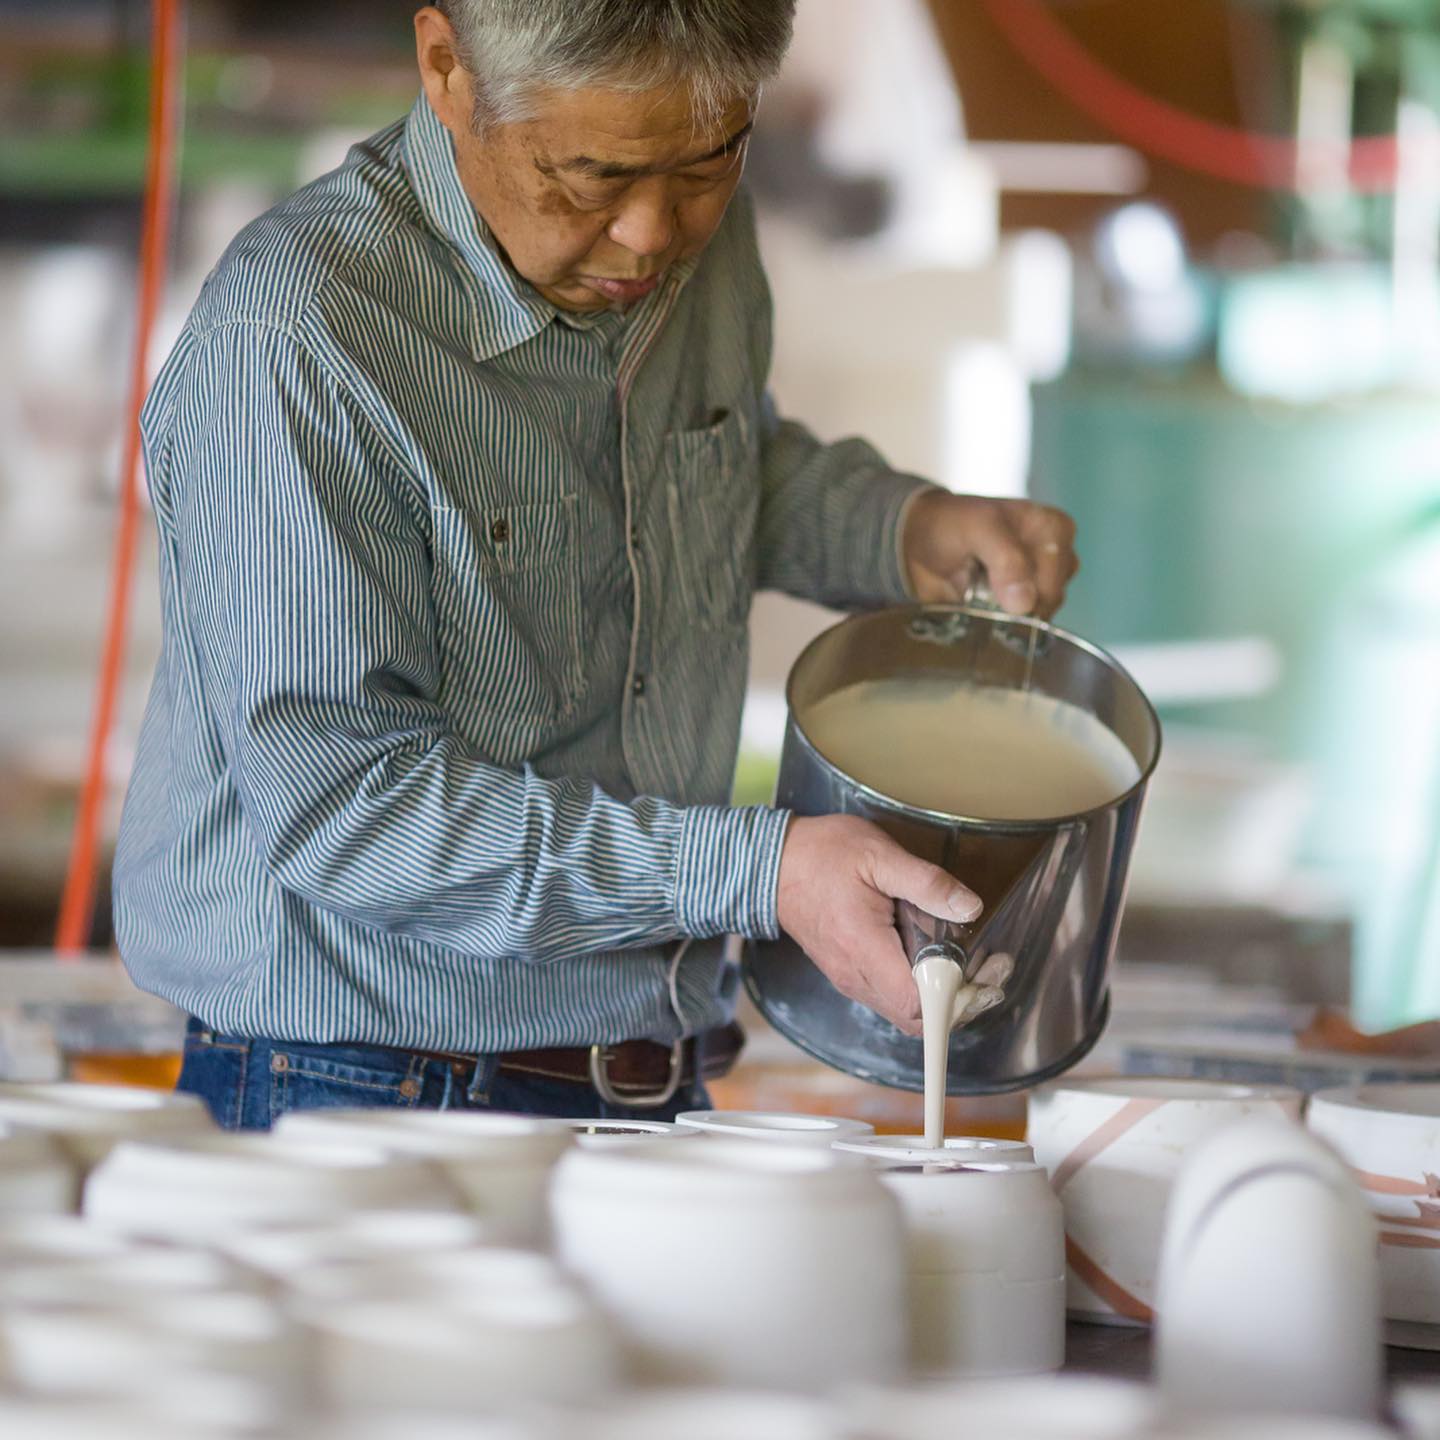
[1,0,1439,1086]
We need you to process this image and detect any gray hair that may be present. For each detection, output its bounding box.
[434,0,796,132]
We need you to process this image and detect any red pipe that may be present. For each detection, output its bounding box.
[980,0,1402,193]
[55,0,184,954]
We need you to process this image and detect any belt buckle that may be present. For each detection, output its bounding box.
[588,1040,686,1110]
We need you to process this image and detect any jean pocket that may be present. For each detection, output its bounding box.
[267,1049,423,1125]
[177,1035,252,1131]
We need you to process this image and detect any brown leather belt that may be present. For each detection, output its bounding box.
[412,1021,745,1109]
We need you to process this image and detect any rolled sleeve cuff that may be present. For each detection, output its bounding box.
[892,481,943,601]
[673,804,792,941]
[841,467,938,607]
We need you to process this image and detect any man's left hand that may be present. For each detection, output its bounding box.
[902,492,1079,619]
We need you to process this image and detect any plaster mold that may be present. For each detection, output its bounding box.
[562,1119,700,1147]
[1155,1117,1382,1422]
[303,1287,619,1413]
[879,1159,1064,1377]
[0,1129,77,1214]
[1308,1084,1440,1326]
[848,1375,1157,1438]
[275,1110,572,1245]
[577,1389,846,1440]
[552,1139,905,1390]
[0,1084,212,1169]
[1028,1077,1302,1323]
[832,1134,1035,1166]
[83,1133,463,1241]
[674,1110,874,1146]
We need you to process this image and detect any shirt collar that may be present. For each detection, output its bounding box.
[400,93,701,365]
[402,94,555,363]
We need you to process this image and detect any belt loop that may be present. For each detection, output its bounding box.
[465,1053,499,1104]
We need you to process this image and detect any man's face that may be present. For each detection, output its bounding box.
[417,11,753,313]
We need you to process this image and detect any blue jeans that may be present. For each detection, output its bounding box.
[177,1019,710,1131]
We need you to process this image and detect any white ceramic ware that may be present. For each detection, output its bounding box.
[849,1375,1157,1439]
[576,1389,847,1440]
[0,1398,213,1440]
[99,1370,289,1436]
[1155,1117,1382,1422]
[304,1287,619,1413]
[283,1245,571,1305]
[1166,1424,1391,1440]
[674,1110,874,1146]
[0,1129,78,1214]
[1393,1381,1440,1439]
[222,1208,490,1278]
[1308,1084,1440,1325]
[551,1139,905,1390]
[0,1290,297,1397]
[1028,1077,1303,1323]
[83,1132,463,1240]
[0,1083,212,1167]
[878,1159,1064,1378]
[276,1110,571,1245]
[832,1134,1035,1166]
[0,1248,252,1307]
[312,1419,536,1440]
[562,1118,699,1147]
[0,1214,132,1267]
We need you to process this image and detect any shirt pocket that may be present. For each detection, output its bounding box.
[429,494,586,746]
[662,407,759,633]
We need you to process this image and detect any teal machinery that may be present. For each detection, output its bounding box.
[1025,0,1440,1025]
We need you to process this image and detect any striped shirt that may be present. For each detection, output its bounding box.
[114,95,923,1051]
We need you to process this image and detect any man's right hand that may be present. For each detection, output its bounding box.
[775,815,983,1037]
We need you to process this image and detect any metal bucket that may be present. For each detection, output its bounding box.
[743,603,1161,1095]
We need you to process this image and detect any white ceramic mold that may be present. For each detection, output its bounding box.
[0,1083,212,1168]
[276,1109,571,1245]
[552,1138,905,1390]
[576,1389,847,1440]
[1155,1117,1382,1422]
[304,1286,619,1413]
[0,1247,252,1307]
[1308,1084,1440,1327]
[562,1118,699,1147]
[0,1129,78,1214]
[0,1214,131,1267]
[879,1159,1064,1377]
[0,1289,297,1397]
[283,1245,573,1305]
[221,1208,490,1278]
[1028,1077,1302,1323]
[832,1134,1035,1166]
[674,1110,874,1146]
[849,1374,1157,1439]
[83,1132,463,1240]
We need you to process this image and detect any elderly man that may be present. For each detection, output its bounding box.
[115,0,1078,1128]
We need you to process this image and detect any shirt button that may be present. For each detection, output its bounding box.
[632,675,646,696]
[490,516,510,543]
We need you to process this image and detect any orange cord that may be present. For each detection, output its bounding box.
[55,0,184,954]
[982,0,1402,193]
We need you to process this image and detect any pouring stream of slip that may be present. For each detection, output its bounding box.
[915,952,1016,1148]
[915,953,965,1149]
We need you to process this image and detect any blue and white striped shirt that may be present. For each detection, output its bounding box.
[114,95,923,1050]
